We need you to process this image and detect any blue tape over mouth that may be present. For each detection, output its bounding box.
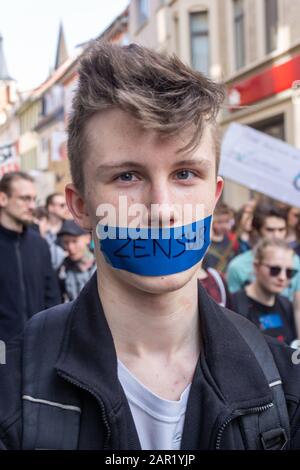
[97,215,212,276]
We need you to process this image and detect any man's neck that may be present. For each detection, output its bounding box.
[246,283,275,307]
[212,233,225,243]
[97,267,200,359]
[0,213,23,233]
[48,215,62,234]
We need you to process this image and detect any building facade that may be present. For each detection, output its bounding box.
[0,34,20,176]
[1,8,129,201]
[129,0,300,208]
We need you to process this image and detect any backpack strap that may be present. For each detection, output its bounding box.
[231,290,250,319]
[22,303,81,450]
[276,295,293,320]
[207,267,227,307]
[225,309,290,450]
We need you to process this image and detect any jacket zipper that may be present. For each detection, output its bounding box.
[215,403,274,449]
[15,237,27,317]
[57,370,112,449]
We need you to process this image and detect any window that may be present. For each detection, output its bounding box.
[233,0,245,69]
[251,114,285,141]
[190,11,209,75]
[21,148,37,171]
[137,0,149,27]
[265,0,278,53]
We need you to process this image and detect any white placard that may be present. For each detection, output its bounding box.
[220,123,300,207]
[0,143,20,177]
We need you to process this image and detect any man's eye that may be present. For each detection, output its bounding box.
[175,170,196,180]
[117,172,136,182]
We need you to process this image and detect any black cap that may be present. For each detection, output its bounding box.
[58,220,88,237]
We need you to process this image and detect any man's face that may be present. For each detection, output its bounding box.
[255,247,294,295]
[72,109,223,294]
[48,195,68,220]
[241,207,253,233]
[260,216,287,240]
[288,207,300,229]
[0,179,37,226]
[212,213,231,236]
[62,234,90,262]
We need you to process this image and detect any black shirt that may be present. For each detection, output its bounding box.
[231,290,297,345]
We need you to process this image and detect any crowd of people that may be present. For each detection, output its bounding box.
[201,199,300,345]
[0,171,96,342]
[0,169,299,347]
[1,42,300,451]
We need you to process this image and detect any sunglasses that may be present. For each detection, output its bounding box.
[261,264,298,279]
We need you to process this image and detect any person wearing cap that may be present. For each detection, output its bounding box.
[57,220,96,302]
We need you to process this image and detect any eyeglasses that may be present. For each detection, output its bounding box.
[261,264,298,279]
[17,195,37,204]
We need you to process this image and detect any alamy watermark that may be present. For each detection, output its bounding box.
[0,340,6,365]
[95,197,207,249]
[291,340,300,365]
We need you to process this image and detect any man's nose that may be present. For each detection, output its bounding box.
[29,199,36,210]
[277,269,287,282]
[275,230,285,239]
[144,182,178,227]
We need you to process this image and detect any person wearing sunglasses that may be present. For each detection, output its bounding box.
[232,238,297,345]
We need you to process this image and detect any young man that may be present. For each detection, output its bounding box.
[232,239,297,346]
[0,172,60,342]
[45,192,69,236]
[57,220,95,302]
[45,193,70,269]
[1,42,300,451]
[33,206,66,269]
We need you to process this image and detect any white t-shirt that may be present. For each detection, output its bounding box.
[117,359,191,450]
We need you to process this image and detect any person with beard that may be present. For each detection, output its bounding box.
[0,172,60,342]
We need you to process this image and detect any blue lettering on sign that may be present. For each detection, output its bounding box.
[293,172,300,191]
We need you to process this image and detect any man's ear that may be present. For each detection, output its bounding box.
[65,184,93,231]
[253,260,259,272]
[0,192,8,208]
[214,176,224,206]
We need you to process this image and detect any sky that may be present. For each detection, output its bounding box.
[1,0,129,91]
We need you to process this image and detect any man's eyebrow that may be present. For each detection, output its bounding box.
[172,159,213,168]
[95,161,146,175]
[96,159,212,174]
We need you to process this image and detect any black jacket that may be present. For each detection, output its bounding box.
[1,273,300,450]
[0,224,61,342]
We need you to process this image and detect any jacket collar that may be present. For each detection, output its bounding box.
[56,273,122,410]
[0,223,26,239]
[56,273,272,410]
[197,281,272,408]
